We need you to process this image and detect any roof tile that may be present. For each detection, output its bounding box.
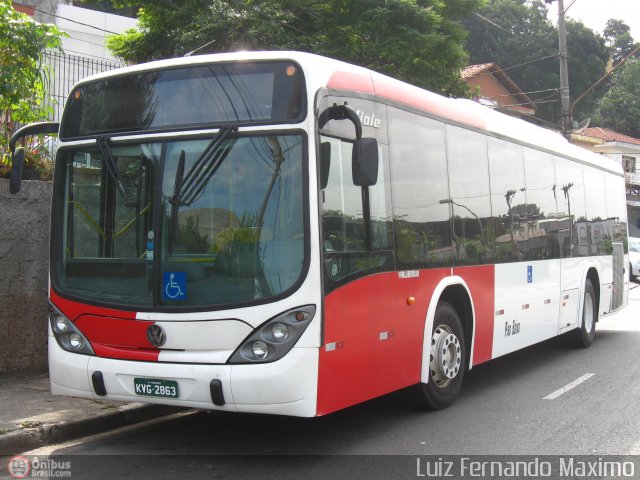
[583,127,640,145]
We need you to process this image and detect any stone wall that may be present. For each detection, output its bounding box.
[0,179,52,373]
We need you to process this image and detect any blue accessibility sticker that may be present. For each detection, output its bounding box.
[527,265,533,284]
[163,271,186,301]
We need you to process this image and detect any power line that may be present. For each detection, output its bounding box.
[31,7,122,35]
[484,88,559,99]
[499,98,559,108]
[53,48,125,63]
[472,54,560,78]
[65,34,112,49]
[473,12,513,34]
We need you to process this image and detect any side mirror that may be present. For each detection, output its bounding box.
[352,138,378,187]
[10,147,25,194]
[7,121,59,194]
[320,142,331,190]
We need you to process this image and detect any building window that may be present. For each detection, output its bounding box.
[623,155,636,173]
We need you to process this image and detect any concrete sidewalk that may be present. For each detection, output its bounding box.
[0,371,181,455]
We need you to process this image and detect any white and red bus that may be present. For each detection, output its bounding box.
[10,51,629,416]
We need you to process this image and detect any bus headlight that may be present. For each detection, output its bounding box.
[49,305,95,356]
[54,316,70,333]
[271,323,289,342]
[251,341,269,359]
[228,305,316,364]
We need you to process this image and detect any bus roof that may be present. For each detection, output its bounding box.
[76,50,622,175]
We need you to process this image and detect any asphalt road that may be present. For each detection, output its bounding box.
[18,281,640,479]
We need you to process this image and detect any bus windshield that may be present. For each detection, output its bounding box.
[51,133,307,309]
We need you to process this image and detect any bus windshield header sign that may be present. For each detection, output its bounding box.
[60,60,306,139]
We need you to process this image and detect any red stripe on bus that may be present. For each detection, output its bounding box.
[50,289,159,361]
[327,71,487,130]
[327,71,375,94]
[317,268,449,416]
[453,265,495,366]
[50,288,137,322]
[75,315,155,348]
[74,315,160,362]
[92,344,160,362]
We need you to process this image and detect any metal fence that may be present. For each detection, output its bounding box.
[43,50,125,122]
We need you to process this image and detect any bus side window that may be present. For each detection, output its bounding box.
[387,107,452,269]
[445,125,493,266]
[555,159,587,258]
[523,148,559,260]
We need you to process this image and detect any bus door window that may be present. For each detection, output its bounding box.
[320,135,393,289]
[605,174,628,247]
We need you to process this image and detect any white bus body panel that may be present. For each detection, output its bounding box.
[49,330,319,417]
[492,260,560,359]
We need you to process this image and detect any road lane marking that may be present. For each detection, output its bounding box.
[543,373,595,400]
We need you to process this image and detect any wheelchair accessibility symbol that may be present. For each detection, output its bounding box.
[163,272,186,300]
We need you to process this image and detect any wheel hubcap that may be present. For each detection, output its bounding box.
[583,292,594,333]
[430,325,462,388]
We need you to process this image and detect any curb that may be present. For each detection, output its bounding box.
[0,405,183,456]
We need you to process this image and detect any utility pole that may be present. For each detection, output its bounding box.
[556,0,572,138]
[546,0,572,137]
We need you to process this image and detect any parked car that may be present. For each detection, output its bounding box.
[630,237,640,281]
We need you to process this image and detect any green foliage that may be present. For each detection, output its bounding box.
[0,0,64,174]
[565,20,609,120]
[106,0,484,96]
[463,0,608,124]
[0,0,63,121]
[593,59,640,138]
[604,19,640,66]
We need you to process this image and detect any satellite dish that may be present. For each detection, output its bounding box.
[573,118,591,134]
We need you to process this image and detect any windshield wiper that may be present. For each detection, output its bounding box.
[171,126,237,207]
[96,136,136,208]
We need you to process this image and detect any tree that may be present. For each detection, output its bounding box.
[462,0,608,124]
[604,19,639,66]
[593,59,640,138]
[106,0,484,96]
[463,0,557,115]
[565,19,609,121]
[0,0,64,172]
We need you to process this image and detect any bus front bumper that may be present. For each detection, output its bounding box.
[48,334,319,417]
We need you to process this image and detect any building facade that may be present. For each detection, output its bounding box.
[13,1,135,121]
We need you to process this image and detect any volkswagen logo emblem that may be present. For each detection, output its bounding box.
[147,324,166,347]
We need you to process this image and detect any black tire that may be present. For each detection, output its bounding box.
[416,302,465,410]
[569,279,597,348]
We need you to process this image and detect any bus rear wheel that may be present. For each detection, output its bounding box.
[417,302,465,410]
[569,279,597,348]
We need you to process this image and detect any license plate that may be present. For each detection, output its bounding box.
[134,378,179,399]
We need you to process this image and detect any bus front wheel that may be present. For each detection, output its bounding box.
[417,302,465,410]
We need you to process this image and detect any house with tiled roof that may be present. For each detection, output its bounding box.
[571,127,640,236]
[461,63,536,119]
